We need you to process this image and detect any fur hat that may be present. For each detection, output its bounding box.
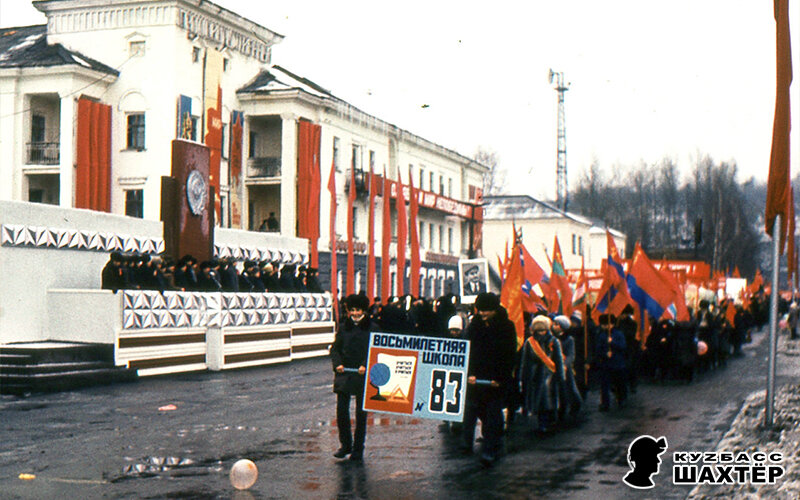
[530,315,552,331]
[447,315,464,331]
[346,294,370,311]
[474,292,500,311]
[553,315,571,331]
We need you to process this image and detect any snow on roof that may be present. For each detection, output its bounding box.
[0,25,118,75]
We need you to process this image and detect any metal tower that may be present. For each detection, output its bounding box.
[549,69,569,211]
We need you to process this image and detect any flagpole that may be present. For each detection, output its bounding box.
[766,214,780,427]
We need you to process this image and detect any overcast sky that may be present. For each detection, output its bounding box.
[2,0,798,200]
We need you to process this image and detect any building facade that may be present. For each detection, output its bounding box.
[0,0,487,300]
[482,195,626,286]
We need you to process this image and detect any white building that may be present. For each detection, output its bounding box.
[0,0,487,299]
[482,194,626,287]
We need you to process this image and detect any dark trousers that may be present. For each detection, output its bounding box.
[462,393,504,459]
[336,391,367,452]
[599,367,627,408]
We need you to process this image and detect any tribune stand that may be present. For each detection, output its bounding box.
[362,332,470,422]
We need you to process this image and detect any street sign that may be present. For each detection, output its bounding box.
[363,332,470,422]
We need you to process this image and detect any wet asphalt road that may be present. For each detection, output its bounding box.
[0,326,789,499]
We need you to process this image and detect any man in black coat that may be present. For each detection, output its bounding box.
[461,292,517,466]
[330,294,375,461]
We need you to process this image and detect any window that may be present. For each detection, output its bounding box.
[221,123,228,159]
[448,178,453,198]
[125,189,143,218]
[572,234,577,255]
[439,225,444,252]
[333,137,340,171]
[126,113,145,150]
[352,207,357,236]
[31,114,45,142]
[448,227,453,254]
[223,58,230,72]
[429,172,435,192]
[249,131,257,158]
[190,116,199,142]
[419,167,425,190]
[129,40,145,57]
[351,144,362,172]
[192,46,201,63]
[419,221,425,248]
[429,223,435,252]
[369,150,375,172]
[579,236,584,256]
[439,175,444,195]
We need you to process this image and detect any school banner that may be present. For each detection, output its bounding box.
[363,332,470,422]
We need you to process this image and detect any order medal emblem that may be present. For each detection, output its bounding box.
[186,169,207,216]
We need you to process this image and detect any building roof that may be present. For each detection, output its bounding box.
[237,65,332,98]
[484,194,627,239]
[483,195,594,225]
[238,65,487,172]
[0,24,119,75]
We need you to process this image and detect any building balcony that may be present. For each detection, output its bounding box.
[247,157,281,178]
[26,142,60,165]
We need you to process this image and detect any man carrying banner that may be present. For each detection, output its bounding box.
[330,294,376,461]
[461,292,517,467]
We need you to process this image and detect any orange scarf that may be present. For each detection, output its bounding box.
[528,336,556,373]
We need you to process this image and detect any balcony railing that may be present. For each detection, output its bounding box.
[247,157,281,178]
[26,142,60,165]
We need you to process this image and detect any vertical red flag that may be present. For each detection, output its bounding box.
[764,0,793,250]
[367,165,377,301]
[396,171,407,296]
[501,243,525,348]
[327,160,339,321]
[409,170,421,297]
[788,187,797,287]
[551,236,573,316]
[346,163,357,295]
[381,167,392,300]
[572,257,588,309]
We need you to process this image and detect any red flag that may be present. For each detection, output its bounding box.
[519,242,555,312]
[409,170,421,297]
[572,257,588,309]
[592,232,633,323]
[627,243,676,324]
[346,163,357,295]
[366,166,377,301]
[551,236,573,316]
[381,168,392,300]
[788,187,797,287]
[396,172,407,296]
[327,160,339,321]
[501,243,525,348]
[764,0,793,250]
[657,262,691,322]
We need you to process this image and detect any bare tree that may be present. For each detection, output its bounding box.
[475,147,506,196]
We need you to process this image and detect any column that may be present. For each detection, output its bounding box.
[59,95,76,208]
[280,112,297,236]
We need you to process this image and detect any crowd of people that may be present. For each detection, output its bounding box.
[329,289,771,467]
[100,252,323,294]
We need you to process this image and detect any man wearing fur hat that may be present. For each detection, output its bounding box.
[461,292,517,467]
[595,314,627,411]
[520,315,565,433]
[330,294,376,461]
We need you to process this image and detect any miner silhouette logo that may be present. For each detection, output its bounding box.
[623,435,668,489]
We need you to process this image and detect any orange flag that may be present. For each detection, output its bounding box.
[551,236,573,316]
[764,0,793,251]
[501,243,525,349]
